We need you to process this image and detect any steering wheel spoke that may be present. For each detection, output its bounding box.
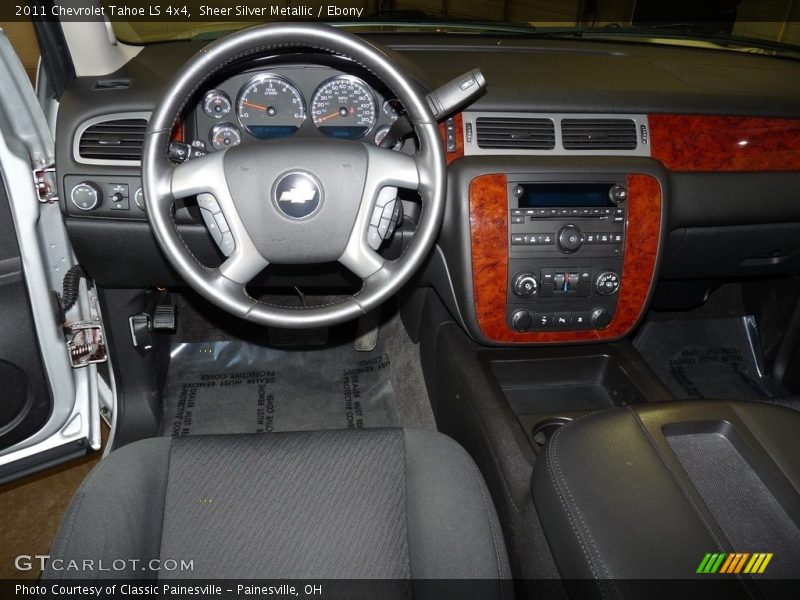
[338,146,420,279]
[171,151,268,284]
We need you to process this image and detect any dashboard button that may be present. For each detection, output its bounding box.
[554,312,571,327]
[571,312,590,327]
[70,182,101,211]
[532,312,553,328]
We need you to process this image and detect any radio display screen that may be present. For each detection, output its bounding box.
[515,183,612,207]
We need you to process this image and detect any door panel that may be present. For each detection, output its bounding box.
[0,179,52,448]
[0,30,102,483]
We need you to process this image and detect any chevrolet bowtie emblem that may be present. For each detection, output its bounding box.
[278,187,317,204]
[273,171,322,219]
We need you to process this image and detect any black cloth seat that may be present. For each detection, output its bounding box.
[532,401,800,594]
[44,428,511,595]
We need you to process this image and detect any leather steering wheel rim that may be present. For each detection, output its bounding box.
[143,23,446,328]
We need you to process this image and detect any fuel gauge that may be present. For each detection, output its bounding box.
[382,99,404,121]
[209,123,242,150]
[202,90,232,119]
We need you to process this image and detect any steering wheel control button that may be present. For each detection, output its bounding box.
[219,232,235,257]
[200,208,224,245]
[70,182,101,211]
[367,226,383,250]
[197,193,221,214]
[273,171,322,220]
[213,212,231,234]
[595,270,621,295]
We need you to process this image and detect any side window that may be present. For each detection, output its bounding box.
[0,20,40,84]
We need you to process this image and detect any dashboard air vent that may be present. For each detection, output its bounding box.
[561,118,638,150]
[476,117,555,150]
[77,118,147,162]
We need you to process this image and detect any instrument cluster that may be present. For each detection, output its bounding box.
[194,65,405,152]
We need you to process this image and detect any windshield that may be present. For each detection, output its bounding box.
[106,0,799,56]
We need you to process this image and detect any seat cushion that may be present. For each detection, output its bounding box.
[44,428,511,591]
[532,401,800,586]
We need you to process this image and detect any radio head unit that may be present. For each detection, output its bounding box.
[505,176,627,332]
[512,182,626,209]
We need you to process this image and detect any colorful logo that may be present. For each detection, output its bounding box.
[697,552,773,575]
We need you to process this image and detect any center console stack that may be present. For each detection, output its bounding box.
[507,177,627,332]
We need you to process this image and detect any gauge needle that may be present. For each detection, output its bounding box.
[241,101,268,110]
[316,110,347,124]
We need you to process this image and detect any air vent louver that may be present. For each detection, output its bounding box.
[78,118,147,162]
[561,118,638,150]
[476,117,555,150]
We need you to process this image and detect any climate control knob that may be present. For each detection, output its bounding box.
[557,225,583,253]
[595,270,621,295]
[513,272,539,298]
[70,182,101,211]
[511,310,533,332]
[591,308,612,329]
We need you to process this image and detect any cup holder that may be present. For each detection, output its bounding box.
[531,417,572,447]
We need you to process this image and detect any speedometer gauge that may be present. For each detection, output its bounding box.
[236,74,305,140]
[310,75,376,139]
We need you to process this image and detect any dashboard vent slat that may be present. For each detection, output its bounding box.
[561,118,638,150]
[476,117,555,150]
[78,118,148,162]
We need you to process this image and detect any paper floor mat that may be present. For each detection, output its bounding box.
[634,316,785,401]
[160,339,397,436]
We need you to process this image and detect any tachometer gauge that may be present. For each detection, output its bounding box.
[311,75,376,139]
[209,123,242,150]
[236,74,305,140]
[202,90,232,119]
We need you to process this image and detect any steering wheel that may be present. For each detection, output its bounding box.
[143,23,445,328]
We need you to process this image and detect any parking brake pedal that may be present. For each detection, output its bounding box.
[129,303,177,351]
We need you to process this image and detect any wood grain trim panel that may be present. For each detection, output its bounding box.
[649,114,800,172]
[469,173,662,344]
[439,113,464,164]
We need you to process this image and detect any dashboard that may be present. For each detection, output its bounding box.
[54,34,800,345]
[192,65,406,152]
